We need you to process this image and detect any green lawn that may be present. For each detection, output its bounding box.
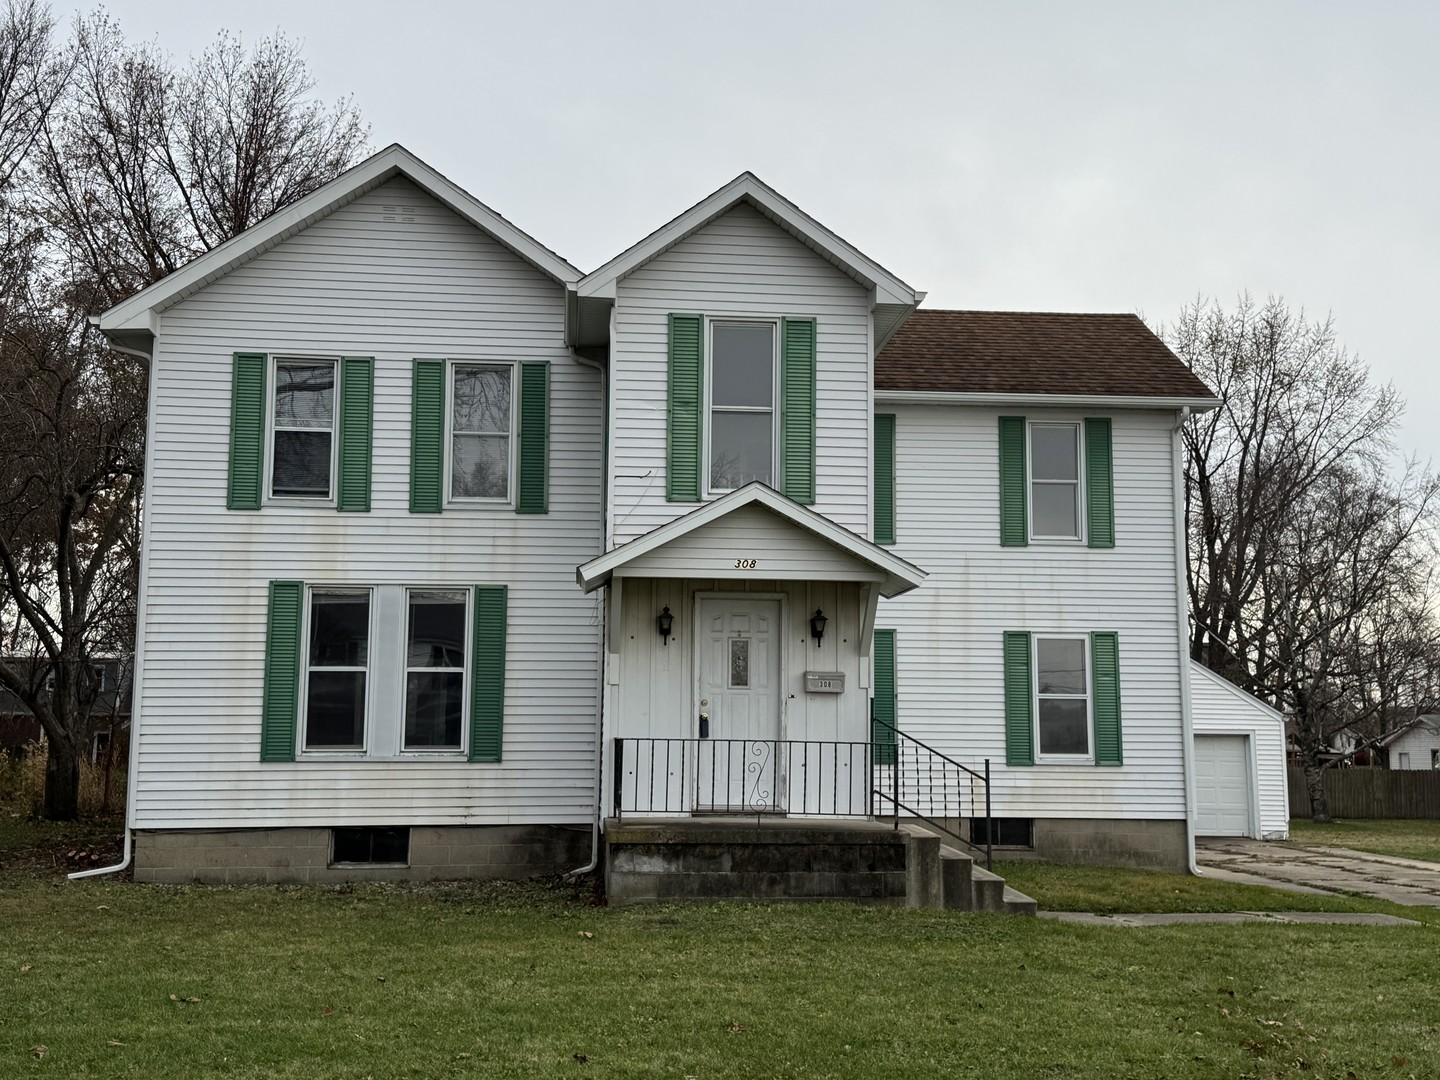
[4,875,1438,1079]
[1287,818,1440,864]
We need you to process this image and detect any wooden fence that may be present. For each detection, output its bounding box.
[1288,766,1440,819]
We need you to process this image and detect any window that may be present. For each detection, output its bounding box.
[969,817,1034,847]
[1034,636,1089,757]
[1399,752,1411,769]
[709,321,776,491]
[272,359,337,499]
[1029,423,1081,540]
[304,589,371,751]
[332,826,409,865]
[450,363,514,501]
[404,590,468,750]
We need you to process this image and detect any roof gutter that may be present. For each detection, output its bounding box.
[874,390,1221,411]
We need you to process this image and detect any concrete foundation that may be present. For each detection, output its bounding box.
[134,824,591,884]
[946,817,1188,871]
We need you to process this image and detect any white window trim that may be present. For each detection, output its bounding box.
[704,318,780,497]
[266,355,340,506]
[299,586,374,757]
[1027,420,1084,543]
[1032,633,1093,763]
[400,586,471,756]
[444,359,518,509]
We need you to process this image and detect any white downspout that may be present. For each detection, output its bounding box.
[1172,406,1200,874]
[566,347,607,880]
[71,321,152,879]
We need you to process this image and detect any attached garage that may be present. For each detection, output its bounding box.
[1189,663,1289,840]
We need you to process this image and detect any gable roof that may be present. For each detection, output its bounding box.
[98,144,581,350]
[1378,714,1440,747]
[576,483,926,598]
[575,172,919,309]
[875,309,1219,407]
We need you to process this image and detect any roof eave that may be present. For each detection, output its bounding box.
[873,389,1221,411]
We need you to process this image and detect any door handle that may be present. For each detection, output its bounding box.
[699,713,710,739]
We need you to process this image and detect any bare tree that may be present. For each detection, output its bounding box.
[0,3,368,818]
[1167,295,1440,821]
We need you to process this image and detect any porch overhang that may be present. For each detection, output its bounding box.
[575,483,927,598]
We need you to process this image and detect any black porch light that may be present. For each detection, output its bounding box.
[809,609,828,646]
[657,606,675,646]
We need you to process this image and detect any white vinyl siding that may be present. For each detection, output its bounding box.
[611,203,872,543]
[1387,720,1440,770]
[879,405,1187,820]
[1189,662,1289,839]
[134,177,602,829]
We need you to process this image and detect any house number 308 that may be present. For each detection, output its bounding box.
[733,559,758,569]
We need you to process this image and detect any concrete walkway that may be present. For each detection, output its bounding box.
[1039,911,1419,926]
[1196,837,1440,906]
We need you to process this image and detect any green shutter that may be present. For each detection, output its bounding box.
[667,314,704,502]
[874,413,896,545]
[872,629,897,766]
[227,353,266,510]
[1003,631,1034,766]
[337,357,374,512]
[1085,417,1115,549]
[998,416,1027,547]
[410,360,445,513]
[1091,632,1123,766]
[260,580,302,762]
[516,362,549,514]
[469,585,508,763]
[780,317,817,504]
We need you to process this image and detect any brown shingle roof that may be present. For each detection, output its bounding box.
[876,310,1217,400]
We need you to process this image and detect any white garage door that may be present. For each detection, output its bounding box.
[1194,735,1253,836]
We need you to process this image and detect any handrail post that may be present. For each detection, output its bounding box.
[613,737,624,823]
[984,757,993,871]
[892,739,900,831]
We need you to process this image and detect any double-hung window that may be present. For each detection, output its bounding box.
[450,363,514,502]
[404,589,467,750]
[1034,636,1090,758]
[708,321,777,492]
[1029,422,1081,540]
[304,589,371,751]
[272,360,337,500]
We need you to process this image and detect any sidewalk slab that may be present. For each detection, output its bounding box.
[1038,911,1419,927]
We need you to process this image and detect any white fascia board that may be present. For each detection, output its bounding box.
[874,389,1222,411]
[575,483,926,597]
[1189,662,1287,726]
[99,144,580,331]
[577,173,917,305]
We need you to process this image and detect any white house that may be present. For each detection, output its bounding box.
[1384,717,1440,770]
[94,143,1263,887]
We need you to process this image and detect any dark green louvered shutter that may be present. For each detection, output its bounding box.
[1003,631,1034,766]
[516,362,549,514]
[780,317,817,504]
[1085,417,1114,549]
[469,585,508,763]
[228,353,267,510]
[872,629,897,766]
[998,416,1027,547]
[874,413,896,545]
[260,580,302,762]
[667,314,704,502]
[410,360,445,513]
[1091,631,1122,765]
[337,357,374,512]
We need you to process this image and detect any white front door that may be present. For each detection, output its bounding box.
[695,597,782,812]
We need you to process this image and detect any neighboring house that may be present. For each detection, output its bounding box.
[97,143,1239,886]
[0,657,132,762]
[1382,717,1440,770]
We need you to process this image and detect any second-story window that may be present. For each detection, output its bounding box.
[272,360,337,499]
[709,321,776,492]
[450,363,514,502]
[1029,422,1081,540]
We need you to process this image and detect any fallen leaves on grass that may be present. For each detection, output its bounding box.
[727,1021,748,1035]
[31,1046,47,1058]
[168,994,202,1004]
[578,931,593,939]
[107,1040,124,1047]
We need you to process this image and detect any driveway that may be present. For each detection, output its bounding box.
[1196,837,1440,906]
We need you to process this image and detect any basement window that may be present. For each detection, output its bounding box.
[331,827,410,866]
[969,818,1034,848]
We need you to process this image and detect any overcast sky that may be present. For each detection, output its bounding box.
[63,0,1440,462]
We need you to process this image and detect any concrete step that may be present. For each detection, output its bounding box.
[1002,885,1038,916]
[969,865,1007,912]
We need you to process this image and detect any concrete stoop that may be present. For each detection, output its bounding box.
[603,817,1036,914]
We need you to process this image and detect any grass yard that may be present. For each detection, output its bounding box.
[1287,818,1440,864]
[3,873,1439,1079]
